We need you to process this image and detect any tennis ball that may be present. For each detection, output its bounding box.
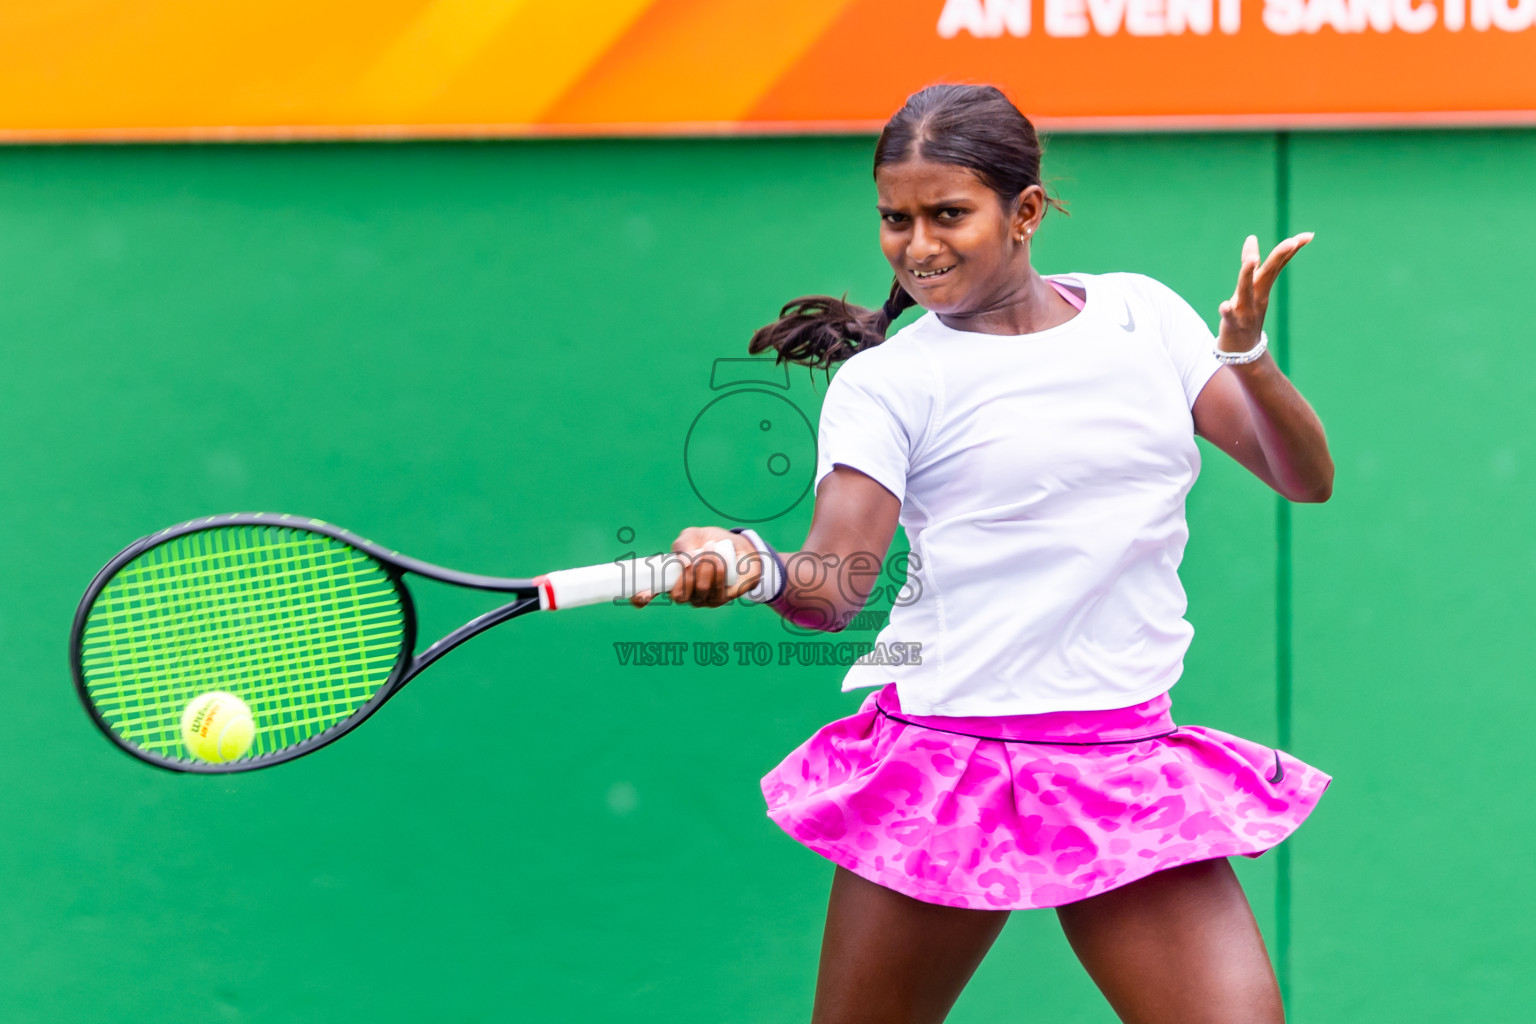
[180,691,255,763]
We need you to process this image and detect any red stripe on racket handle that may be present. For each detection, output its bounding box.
[537,539,738,611]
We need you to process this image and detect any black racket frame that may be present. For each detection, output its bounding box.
[71,512,544,774]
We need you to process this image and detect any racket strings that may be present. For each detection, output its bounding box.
[86,531,398,753]
[89,533,388,696]
[79,526,406,760]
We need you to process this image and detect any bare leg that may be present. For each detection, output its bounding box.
[1056,858,1284,1024]
[811,866,1010,1024]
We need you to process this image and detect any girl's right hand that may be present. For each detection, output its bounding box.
[629,527,762,609]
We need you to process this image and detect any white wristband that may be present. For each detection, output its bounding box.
[1214,330,1268,365]
[729,528,785,604]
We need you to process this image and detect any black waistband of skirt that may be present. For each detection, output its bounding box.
[874,702,1180,747]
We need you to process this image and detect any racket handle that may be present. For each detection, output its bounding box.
[536,539,739,611]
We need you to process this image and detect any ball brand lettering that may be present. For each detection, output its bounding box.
[191,704,217,738]
[179,692,253,763]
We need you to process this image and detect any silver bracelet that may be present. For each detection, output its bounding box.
[728,528,786,604]
[1214,331,1268,365]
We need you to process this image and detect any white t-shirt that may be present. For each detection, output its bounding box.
[813,272,1223,716]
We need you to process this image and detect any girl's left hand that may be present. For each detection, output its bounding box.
[1217,232,1313,355]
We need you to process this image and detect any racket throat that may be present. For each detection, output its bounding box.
[402,594,542,686]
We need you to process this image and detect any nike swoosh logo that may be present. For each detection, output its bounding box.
[1119,302,1136,333]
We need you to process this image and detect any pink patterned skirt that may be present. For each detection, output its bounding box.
[762,684,1331,910]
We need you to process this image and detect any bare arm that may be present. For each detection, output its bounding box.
[1192,233,1335,503]
[631,466,902,631]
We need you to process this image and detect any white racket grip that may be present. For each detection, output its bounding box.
[535,538,739,611]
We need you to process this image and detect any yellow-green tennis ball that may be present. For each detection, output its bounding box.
[180,691,255,763]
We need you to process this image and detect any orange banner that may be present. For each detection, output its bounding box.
[0,0,1532,141]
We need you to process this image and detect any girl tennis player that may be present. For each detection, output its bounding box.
[635,84,1333,1024]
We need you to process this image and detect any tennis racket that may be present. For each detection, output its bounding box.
[71,512,737,774]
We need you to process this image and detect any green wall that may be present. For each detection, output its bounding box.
[0,130,1523,1022]
[1288,131,1536,1024]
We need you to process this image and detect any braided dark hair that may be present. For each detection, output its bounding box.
[748,84,1061,370]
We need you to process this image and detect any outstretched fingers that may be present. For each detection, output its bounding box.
[1226,232,1313,332]
[1225,235,1260,326]
[1236,234,1260,308]
[1253,232,1314,297]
